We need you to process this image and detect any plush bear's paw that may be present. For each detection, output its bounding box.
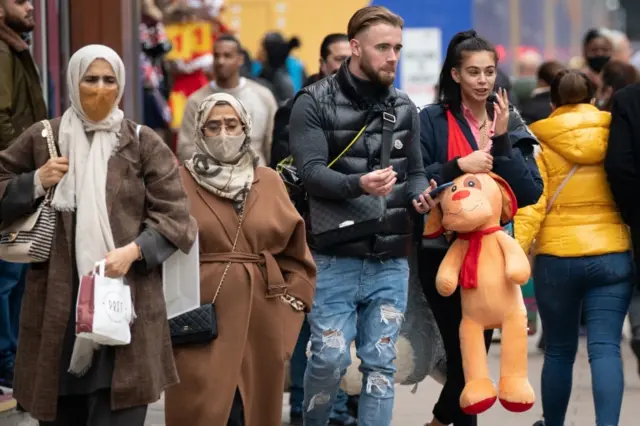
[498,376,535,412]
[435,279,457,297]
[460,378,497,415]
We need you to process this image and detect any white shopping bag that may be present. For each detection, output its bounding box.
[75,260,134,346]
[163,235,200,319]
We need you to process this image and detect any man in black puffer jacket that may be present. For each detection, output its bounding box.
[289,6,435,425]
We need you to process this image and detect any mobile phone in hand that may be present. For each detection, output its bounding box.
[428,181,454,199]
[415,181,454,206]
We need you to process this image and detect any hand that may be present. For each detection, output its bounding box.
[413,179,439,214]
[493,87,510,136]
[359,167,397,197]
[457,151,493,174]
[103,243,140,278]
[38,157,69,189]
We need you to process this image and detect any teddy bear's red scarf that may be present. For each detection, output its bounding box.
[457,227,503,289]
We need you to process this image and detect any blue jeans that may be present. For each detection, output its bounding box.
[289,318,353,423]
[535,252,634,426]
[303,254,409,426]
[0,261,28,372]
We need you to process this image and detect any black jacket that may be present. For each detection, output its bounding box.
[270,73,325,168]
[289,61,428,259]
[604,84,640,289]
[419,103,543,209]
[520,90,553,125]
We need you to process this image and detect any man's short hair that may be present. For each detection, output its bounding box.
[320,33,348,60]
[347,6,404,41]
[537,60,565,86]
[215,34,242,53]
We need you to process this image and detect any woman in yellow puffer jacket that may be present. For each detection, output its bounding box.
[515,69,633,426]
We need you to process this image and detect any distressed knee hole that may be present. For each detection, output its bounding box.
[365,372,392,395]
[307,391,331,412]
[380,305,404,325]
[375,336,398,356]
[321,329,346,352]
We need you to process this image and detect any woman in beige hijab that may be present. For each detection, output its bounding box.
[0,44,196,425]
[165,92,316,426]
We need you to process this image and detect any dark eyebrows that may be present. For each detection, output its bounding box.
[374,43,403,49]
[465,65,496,70]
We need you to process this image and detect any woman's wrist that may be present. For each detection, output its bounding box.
[127,242,143,262]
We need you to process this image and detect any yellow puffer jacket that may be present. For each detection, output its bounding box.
[514,103,630,257]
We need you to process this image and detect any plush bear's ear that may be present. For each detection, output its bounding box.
[490,172,518,223]
[423,204,445,238]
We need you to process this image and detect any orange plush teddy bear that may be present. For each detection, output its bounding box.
[424,172,535,415]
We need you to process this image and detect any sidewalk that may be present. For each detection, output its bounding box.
[143,335,640,425]
[3,335,638,425]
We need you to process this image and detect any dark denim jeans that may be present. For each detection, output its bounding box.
[0,260,28,374]
[303,254,408,426]
[289,317,353,423]
[535,252,634,426]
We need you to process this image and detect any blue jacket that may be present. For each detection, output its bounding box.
[419,104,543,209]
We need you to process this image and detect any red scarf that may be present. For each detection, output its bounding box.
[457,226,503,289]
[447,109,473,160]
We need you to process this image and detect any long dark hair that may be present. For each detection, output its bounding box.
[437,30,498,111]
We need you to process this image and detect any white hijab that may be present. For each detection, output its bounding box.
[60,45,126,377]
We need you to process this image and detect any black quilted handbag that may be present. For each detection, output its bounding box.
[169,303,218,346]
[169,198,246,347]
[308,108,395,249]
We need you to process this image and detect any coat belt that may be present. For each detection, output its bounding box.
[200,251,287,298]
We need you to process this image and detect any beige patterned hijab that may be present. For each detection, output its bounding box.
[185,93,257,206]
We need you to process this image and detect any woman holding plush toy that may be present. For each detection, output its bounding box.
[515,69,633,426]
[417,30,543,426]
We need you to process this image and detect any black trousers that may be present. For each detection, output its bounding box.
[227,388,244,426]
[38,389,147,426]
[418,249,493,426]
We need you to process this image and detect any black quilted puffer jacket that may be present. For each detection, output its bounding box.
[292,60,427,259]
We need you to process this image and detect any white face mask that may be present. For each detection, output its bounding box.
[203,133,246,162]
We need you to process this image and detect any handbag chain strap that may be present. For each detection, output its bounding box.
[41,120,59,204]
[211,198,247,304]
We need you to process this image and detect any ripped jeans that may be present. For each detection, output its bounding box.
[303,254,409,426]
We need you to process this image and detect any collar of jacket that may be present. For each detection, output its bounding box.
[336,58,394,108]
[0,21,28,52]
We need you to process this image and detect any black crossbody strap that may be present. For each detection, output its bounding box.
[380,107,396,168]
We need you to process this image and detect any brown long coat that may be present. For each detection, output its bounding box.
[0,119,197,421]
[165,167,316,426]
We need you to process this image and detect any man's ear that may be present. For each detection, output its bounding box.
[349,38,361,58]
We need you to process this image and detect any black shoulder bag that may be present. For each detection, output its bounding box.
[307,108,396,249]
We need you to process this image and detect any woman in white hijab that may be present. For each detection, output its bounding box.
[0,45,196,425]
[165,92,316,426]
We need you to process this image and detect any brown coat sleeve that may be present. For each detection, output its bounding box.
[0,44,15,148]
[270,171,316,311]
[0,120,41,197]
[139,124,198,253]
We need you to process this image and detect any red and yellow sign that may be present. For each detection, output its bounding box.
[165,21,214,61]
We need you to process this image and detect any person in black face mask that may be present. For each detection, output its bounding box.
[582,28,613,87]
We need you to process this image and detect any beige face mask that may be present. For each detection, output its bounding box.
[79,85,118,122]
